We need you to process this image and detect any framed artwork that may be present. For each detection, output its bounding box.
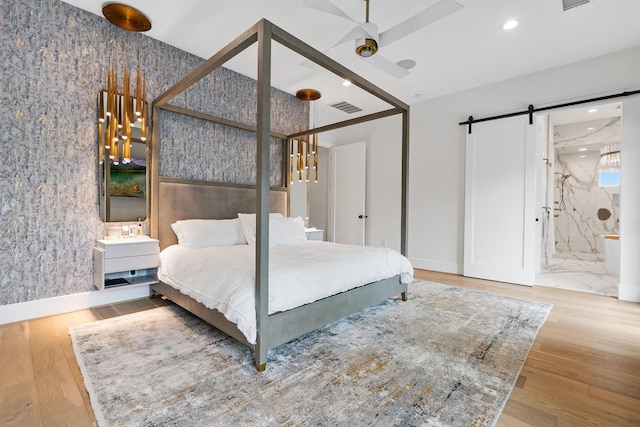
[109,158,146,198]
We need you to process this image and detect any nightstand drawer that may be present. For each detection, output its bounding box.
[104,254,160,273]
[96,240,159,258]
[93,237,160,290]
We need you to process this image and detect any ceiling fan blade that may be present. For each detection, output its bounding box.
[299,26,367,68]
[379,0,463,47]
[336,26,372,46]
[302,0,355,23]
[361,53,410,79]
[358,22,379,43]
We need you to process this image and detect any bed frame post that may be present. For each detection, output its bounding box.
[401,109,410,302]
[150,105,160,239]
[401,109,409,258]
[254,19,273,372]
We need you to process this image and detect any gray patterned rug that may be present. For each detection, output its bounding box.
[69,281,551,427]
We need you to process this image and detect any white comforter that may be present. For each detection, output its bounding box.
[158,241,413,344]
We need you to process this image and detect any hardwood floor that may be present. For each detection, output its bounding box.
[1,271,638,426]
[0,297,171,427]
[414,270,640,427]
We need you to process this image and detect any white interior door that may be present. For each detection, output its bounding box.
[619,97,640,302]
[463,116,536,286]
[330,141,366,245]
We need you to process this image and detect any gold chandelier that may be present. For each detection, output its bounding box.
[98,65,147,165]
[290,134,318,183]
[291,89,320,184]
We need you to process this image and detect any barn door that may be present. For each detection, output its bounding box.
[463,116,536,285]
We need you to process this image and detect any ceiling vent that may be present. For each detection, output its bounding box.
[330,101,363,114]
[562,0,591,11]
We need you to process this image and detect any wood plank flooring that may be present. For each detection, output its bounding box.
[414,270,640,427]
[1,270,638,426]
[0,297,170,427]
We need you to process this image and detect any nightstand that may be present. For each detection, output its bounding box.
[93,237,160,290]
[305,228,324,241]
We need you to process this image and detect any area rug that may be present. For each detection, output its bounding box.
[69,281,551,427]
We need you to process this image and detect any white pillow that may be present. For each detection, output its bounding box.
[269,216,306,246]
[237,213,284,244]
[171,218,247,248]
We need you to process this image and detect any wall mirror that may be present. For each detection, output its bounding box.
[98,90,148,222]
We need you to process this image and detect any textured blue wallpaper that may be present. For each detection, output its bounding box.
[0,0,308,305]
[158,111,286,186]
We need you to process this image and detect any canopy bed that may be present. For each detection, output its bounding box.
[150,19,410,371]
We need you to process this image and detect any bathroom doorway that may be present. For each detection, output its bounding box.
[535,101,621,296]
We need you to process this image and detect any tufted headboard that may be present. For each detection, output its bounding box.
[155,178,288,250]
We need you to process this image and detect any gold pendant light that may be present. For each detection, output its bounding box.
[98,65,147,166]
[293,89,321,183]
[102,3,152,32]
[99,2,149,165]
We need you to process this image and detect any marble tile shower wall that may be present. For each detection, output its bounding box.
[0,0,308,305]
[553,117,621,256]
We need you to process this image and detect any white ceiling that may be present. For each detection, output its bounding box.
[62,0,640,126]
[550,101,621,126]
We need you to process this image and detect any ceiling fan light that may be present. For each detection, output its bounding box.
[355,38,378,57]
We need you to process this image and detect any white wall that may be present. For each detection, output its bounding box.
[289,142,308,220]
[409,45,640,277]
[323,115,404,251]
[309,147,329,233]
[327,45,640,297]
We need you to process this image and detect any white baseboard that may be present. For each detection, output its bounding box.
[0,284,151,326]
[409,257,462,275]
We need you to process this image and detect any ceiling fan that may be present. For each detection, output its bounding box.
[302,0,463,78]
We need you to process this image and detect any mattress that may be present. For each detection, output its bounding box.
[158,241,413,344]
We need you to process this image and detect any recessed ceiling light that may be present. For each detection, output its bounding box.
[503,19,519,30]
[588,108,598,113]
[587,127,595,131]
[578,148,587,151]
[342,80,352,87]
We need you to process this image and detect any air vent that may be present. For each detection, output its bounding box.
[562,0,590,11]
[330,101,363,114]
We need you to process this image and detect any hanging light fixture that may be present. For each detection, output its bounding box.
[600,143,620,169]
[292,89,320,184]
[98,3,148,166]
[102,3,152,32]
[98,65,147,166]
